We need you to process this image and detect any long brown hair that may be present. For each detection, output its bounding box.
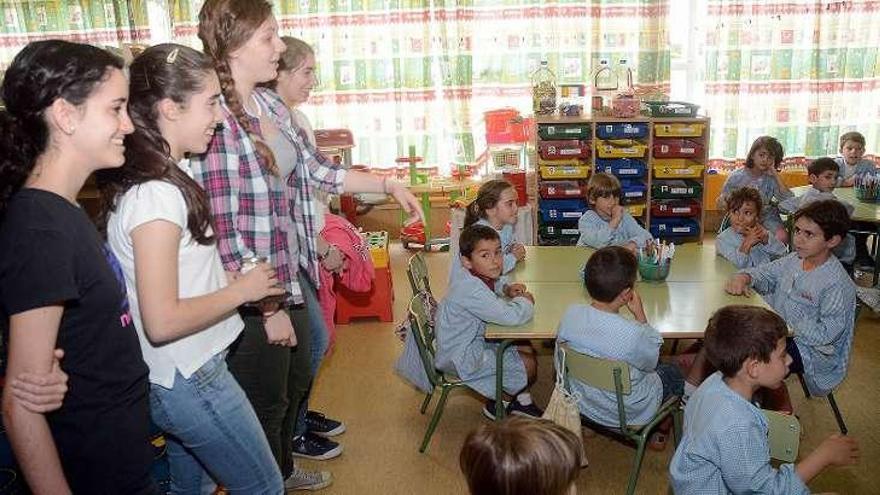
[95,44,216,244]
[197,0,277,174]
[464,179,514,227]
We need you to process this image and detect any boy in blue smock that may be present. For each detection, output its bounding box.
[670,305,860,494]
[435,224,541,419]
[557,246,683,448]
[726,200,857,397]
[717,187,788,269]
[577,172,652,252]
[834,132,876,268]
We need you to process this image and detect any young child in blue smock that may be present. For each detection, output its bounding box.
[450,179,525,282]
[435,224,541,419]
[577,172,652,252]
[670,305,860,494]
[717,136,793,244]
[716,187,788,269]
[778,157,855,266]
[726,200,857,397]
[834,131,876,268]
[557,246,683,448]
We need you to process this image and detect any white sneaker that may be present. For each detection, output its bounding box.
[284,467,332,492]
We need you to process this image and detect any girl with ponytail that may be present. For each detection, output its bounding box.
[96,43,285,493]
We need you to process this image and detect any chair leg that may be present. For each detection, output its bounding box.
[796,372,811,398]
[419,386,452,453]
[827,392,848,435]
[626,435,649,495]
[420,392,433,414]
[672,408,683,448]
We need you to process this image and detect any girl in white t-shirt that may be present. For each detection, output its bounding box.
[97,44,286,493]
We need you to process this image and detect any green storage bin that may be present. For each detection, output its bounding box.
[651,179,703,199]
[538,123,591,140]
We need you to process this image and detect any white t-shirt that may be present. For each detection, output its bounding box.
[107,160,243,388]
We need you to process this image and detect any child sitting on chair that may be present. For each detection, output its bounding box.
[779,157,855,266]
[670,305,860,494]
[460,416,582,495]
[726,200,857,398]
[717,187,788,269]
[557,246,683,449]
[835,131,876,187]
[435,224,541,419]
[576,172,652,252]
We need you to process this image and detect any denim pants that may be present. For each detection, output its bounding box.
[149,353,284,494]
[227,279,313,479]
[294,272,330,437]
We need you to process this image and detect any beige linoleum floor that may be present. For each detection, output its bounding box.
[301,241,880,495]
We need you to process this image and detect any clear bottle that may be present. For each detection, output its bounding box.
[531,60,557,116]
[592,58,618,113]
[617,57,634,92]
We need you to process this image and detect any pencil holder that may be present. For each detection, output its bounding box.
[638,256,671,282]
[855,185,878,202]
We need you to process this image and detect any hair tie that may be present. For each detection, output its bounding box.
[166,48,179,64]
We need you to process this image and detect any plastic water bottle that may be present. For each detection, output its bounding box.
[531,60,557,116]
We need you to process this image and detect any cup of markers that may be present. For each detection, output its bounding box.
[855,173,880,202]
[637,239,675,282]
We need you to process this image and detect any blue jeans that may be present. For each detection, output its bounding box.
[294,272,330,437]
[149,353,284,494]
[656,362,685,401]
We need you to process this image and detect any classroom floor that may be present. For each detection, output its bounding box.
[302,240,880,495]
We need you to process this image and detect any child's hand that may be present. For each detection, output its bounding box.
[753,225,769,244]
[725,274,752,296]
[625,289,648,323]
[511,243,526,261]
[611,204,624,222]
[521,291,535,304]
[816,434,860,467]
[505,283,527,298]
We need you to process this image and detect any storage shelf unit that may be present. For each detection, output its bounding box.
[531,115,710,246]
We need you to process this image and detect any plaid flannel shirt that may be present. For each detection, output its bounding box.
[189,88,345,303]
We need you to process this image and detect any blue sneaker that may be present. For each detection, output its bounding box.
[306,410,345,438]
[507,400,543,418]
[292,432,342,461]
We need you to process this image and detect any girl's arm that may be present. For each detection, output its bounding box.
[131,220,284,344]
[2,306,71,495]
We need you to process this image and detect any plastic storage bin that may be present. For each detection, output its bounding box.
[595,122,649,140]
[627,204,647,217]
[653,138,704,159]
[650,199,702,218]
[620,180,647,203]
[539,181,587,199]
[654,123,705,137]
[539,198,587,222]
[537,123,591,140]
[653,159,705,179]
[650,218,701,238]
[538,223,580,244]
[540,164,590,180]
[643,101,700,118]
[652,180,703,199]
[538,140,590,160]
[596,139,648,158]
[595,158,647,179]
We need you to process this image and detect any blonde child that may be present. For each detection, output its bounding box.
[717,187,788,269]
[460,416,582,495]
[576,172,652,252]
[670,305,860,494]
[458,179,525,273]
[717,136,793,243]
[435,225,541,419]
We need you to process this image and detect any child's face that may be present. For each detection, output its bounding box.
[810,170,838,193]
[754,337,792,390]
[750,148,776,174]
[792,216,839,261]
[486,187,519,226]
[730,200,759,233]
[461,238,503,279]
[841,140,865,166]
[591,193,619,219]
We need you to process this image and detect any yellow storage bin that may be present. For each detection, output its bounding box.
[596,139,648,159]
[540,165,590,180]
[654,123,706,137]
[364,231,389,268]
[653,162,705,179]
[537,157,584,168]
[627,204,646,217]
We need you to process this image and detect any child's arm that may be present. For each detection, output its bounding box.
[717,229,755,269]
[792,281,855,348]
[621,213,653,248]
[463,284,534,326]
[717,424,811,494]
[795,434,859,484]
[768,166,794,199]
[763,230,789,258]
[576,210,615,247]
[739,255,788,295]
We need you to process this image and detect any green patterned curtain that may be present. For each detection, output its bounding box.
[0,1,151,81]
[703,0,880,167]
[172,0,669,171]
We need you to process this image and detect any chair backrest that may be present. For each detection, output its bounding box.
[408,292,442,386]
[560,344,633,430]
[762,410,801,463]
[717,212,731,234]
[407,253,431,296]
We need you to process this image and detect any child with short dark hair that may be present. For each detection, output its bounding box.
[718,136,793,243]
[835,131,875,187]
[576,172,652,252]
[435,225,541,419]
[460,416,582,495]
[726,200,857,397]
[717,187,788,268]
[670,305,860,494]
[557,246,682,447]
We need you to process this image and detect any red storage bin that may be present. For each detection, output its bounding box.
[539,180,587,199]
[336,266,393,323]
[485,108,530,144]
[538,140,590,160]
[503,171,528,206]
[650,199,702,218]
[653,139,704,159]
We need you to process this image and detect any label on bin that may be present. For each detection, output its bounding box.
[672,207,691,213]
[624,191,643,198]
[672,227,690,233]
[681,147,695,153]
[560,149,579,155]
[562,212,581,218]
[620,168,637,175]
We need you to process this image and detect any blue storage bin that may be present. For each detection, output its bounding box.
[596,122,649,140]
[595,158,647,179]
[539,198,588,222]
[650,218,701,238]
[620,180,647,204]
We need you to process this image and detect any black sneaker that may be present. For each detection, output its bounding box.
[507,400,544,418]
[292,432,343,461]
[306,410,346,438]
[482,400,499,421]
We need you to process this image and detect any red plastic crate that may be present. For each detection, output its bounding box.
[335,266,393,323]
[539,181,587,199]
[538,140,590,160]
[650,199,702,218]
[653,139,704,159]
